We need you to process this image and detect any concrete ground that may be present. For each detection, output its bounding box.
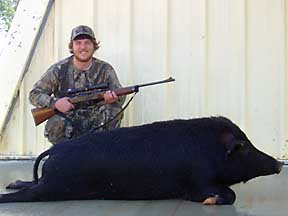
[0,160,287,216]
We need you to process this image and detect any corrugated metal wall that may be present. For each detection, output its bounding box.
[0,0,287,159]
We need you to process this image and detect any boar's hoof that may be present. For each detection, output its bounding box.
[202,195,219,205]
[6,180,36,190]
[277,161,284,174]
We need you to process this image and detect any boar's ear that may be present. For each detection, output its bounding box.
[220,132,244,160]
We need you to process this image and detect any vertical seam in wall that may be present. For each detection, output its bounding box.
[276,0,287,159]
[165,0,171,119]
[90,0,94,26]
[129,0,135,126]
[243,0,248,132]
[54,0,60,61]
[284,0,288,159]
[93,0,99,54]
[19,83,25,155]
[204,0,209,115]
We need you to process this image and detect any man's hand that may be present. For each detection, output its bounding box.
[55,97,75,114]
[103,90,118,104]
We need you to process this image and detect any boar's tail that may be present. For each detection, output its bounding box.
[33,149,50,183]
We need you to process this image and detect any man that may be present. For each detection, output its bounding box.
[29,25,125,144]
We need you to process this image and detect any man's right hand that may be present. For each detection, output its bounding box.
[55,97,75,114]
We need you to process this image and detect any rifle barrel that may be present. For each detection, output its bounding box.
[137,77,175,88]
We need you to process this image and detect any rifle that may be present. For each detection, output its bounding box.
[31,77,175,126]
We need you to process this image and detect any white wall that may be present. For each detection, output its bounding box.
[0,0,287,159]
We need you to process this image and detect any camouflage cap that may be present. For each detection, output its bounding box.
[70,25,96,40]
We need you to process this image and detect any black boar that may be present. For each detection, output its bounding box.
[0,116,283,204]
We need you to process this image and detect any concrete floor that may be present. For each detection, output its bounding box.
[0,160,287,216]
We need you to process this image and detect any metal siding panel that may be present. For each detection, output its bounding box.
[167,0,207,119]
[0,0,287,159]
[0,2,55,155]
[207,0,246,121]
[246,0,286,157]
[94,0,171,125]
[26,5,55,154]
[285,0,288,159]
[0,0,51,141]
[0,99,20,155]
[54,0,94,60]
[128,0,169,124]
[24,7,55,154]
[92,0,133,125]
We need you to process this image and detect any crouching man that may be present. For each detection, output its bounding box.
[29,25,125,144]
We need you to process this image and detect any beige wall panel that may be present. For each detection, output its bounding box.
[246,0,286,157]
[92,0,133,125]
[167,0,207,119]
[285,0,288,159]
[88,0,287,160]
[0,99,22,155]
[0,0,51,142]
[128,0,169,124]
[0,0,287,159]
[206,0,246,124]
[54,0,94,59]
[93,0,132,83]
[0,4,55,155]
[92,0,172,125]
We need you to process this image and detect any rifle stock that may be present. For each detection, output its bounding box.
[31,77,175,126]
[31,108,55,126]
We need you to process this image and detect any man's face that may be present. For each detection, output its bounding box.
[72,38,94,62]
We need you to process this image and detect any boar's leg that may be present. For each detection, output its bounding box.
[0,184,47,203]
[6,149,49,190]
[6,180,37,190]
[187,185,236,205]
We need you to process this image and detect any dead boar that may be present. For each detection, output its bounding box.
[1,116,283,204]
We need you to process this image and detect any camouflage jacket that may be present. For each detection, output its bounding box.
[29,56,126,143]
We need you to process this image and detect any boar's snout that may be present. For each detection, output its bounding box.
[276,161,284,174]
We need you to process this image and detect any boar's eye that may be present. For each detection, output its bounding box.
[225,141,245,160]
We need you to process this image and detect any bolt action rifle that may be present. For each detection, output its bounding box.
[31,77,175,126]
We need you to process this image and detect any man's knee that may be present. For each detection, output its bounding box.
[44,115,72,144]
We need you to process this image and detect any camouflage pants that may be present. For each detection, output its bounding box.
[44,104,122,144]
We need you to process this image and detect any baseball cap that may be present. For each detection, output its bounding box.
[70,25,96,40]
